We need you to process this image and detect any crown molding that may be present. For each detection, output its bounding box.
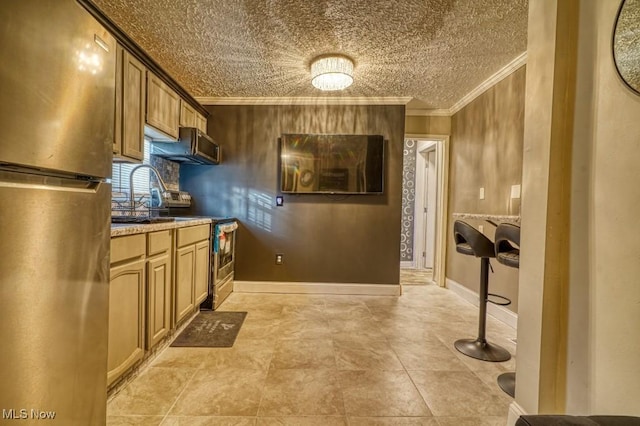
[448,51,527,115]
[196,53,526,115]
[405,51,527,118]
[405,109,451,117]
[196,96,413,106]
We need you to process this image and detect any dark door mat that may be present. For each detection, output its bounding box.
[171,311,247,348]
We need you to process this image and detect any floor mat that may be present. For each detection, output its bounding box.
[171,311,247,348]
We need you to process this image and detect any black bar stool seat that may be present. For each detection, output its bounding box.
[494,222,521,398]
[495,223,521,269]
[454,220,495,258]
[453,220,511,362]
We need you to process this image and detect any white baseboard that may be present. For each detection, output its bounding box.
[507,401,527,426]
[446,278,518,329]
[234,281,401,296]
[400,261,415,269]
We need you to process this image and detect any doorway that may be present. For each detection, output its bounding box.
[405,135,449,287]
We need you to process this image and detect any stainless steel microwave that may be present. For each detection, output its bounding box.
[151,127,220,165]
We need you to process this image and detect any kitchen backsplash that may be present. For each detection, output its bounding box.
[111,150,181,215]
[111,140,181,194]
[149,155,180,191]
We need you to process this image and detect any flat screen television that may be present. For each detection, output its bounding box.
[279,133,385,194]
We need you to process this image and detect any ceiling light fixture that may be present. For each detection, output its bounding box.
[310,54,354,91]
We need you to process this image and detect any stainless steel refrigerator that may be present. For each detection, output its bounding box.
[0,1,115,424]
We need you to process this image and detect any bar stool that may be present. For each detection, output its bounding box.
[494,222,521,398]
[453,220,511,362]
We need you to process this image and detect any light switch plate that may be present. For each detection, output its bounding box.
[479,187,485,200]
[478,225,484,233]
[511,184,521,199]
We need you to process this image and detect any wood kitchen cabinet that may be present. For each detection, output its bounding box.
[196,112,207,134]
[195,240,210,305]
[113,44,146,162]
[174,224,210,325]
[179,99,197,128]
[146,230,172,349]
[174,244,195,325]
[146,71,180,140]
[180,99,208,134]
[107,234,146,387]
[106,222,212,389]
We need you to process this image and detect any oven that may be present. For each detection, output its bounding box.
[200,219,238,310]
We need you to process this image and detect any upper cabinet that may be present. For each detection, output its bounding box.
[180,100,208,134]
[111,40,208,156]
[196,113,207,134]
[179,100,197,128]
[146,72,180,140]
[113,44,146,163]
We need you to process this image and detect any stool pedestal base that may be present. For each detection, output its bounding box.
[498,372,516,397]
[454,338,511,362]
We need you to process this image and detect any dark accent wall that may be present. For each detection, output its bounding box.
[447,66,526,312]
[181,104,405,285]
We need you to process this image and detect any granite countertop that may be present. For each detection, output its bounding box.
[110,217,213,237]
[452,212,521,224]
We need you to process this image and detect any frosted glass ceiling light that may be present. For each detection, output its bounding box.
[310,55,354,91]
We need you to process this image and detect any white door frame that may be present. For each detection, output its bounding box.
[406,134,450,287]
[423,147,438,269]
[413,141,437,270]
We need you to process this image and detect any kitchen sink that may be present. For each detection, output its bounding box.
[111,216,176,224]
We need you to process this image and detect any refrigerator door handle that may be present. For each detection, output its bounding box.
[0,170,103,194]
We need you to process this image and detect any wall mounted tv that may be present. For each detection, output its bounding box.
[279,133,385,194]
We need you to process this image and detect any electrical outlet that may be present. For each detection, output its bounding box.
[479,187,485,200]
[275,253,283,265]
[478,225,484,233]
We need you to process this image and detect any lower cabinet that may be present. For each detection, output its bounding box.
[107,234,146,387]
[146,230,172,349]
[195,240,210,305]
[174,224,210,326]
[108,224,210,387]
[174,244,196,324]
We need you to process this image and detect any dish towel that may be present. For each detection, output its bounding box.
[214,221,238,253]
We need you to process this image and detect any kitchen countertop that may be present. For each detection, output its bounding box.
[110,217,213,237]
[452,212,521,225]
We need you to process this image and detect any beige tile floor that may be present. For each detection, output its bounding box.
[399,269,433,285]
[107,275,516,426]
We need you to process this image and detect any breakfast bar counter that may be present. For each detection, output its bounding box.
[452,212,521,225]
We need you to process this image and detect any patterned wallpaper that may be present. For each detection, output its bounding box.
[401,139,417,262]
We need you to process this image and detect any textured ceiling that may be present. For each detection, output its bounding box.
[93,0,528,110]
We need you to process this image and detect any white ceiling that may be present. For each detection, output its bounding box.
[93,0,528,112]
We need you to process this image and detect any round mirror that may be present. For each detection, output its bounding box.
[613,0,640,95]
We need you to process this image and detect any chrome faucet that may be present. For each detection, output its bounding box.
[129,164,168,210]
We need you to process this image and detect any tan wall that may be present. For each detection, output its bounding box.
[446,67,526,313]
[405,115,451,135]
[515,0,577,414]
[512,0,640,419]
[573,0,640,415]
